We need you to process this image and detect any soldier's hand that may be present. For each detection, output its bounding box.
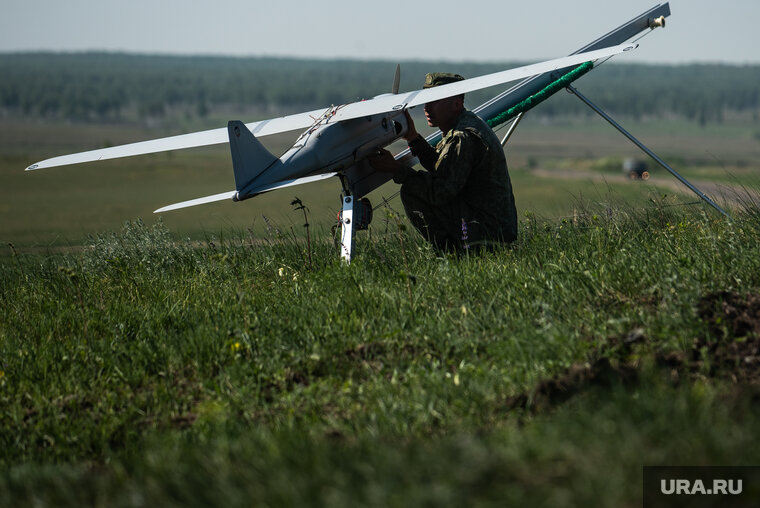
[368,149,400,174]
[402,109,418,142]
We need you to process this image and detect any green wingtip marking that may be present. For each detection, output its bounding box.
[484,61,594,129]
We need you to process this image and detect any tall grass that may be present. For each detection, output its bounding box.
[1,197,759,506]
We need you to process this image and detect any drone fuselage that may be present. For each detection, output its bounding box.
[234,109,408,201]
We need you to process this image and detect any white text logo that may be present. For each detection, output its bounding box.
[660,479,742,495]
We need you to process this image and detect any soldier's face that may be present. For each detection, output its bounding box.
[424,96,462,130]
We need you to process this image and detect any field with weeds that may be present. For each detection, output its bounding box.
[2,196,760,506]
[2,112,760,505]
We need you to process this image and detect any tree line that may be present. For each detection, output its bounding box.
[1,52,758,124]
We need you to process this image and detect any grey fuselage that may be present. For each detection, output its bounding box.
[236,108,408,200]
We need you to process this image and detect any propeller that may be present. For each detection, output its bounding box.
[392,64,400,94]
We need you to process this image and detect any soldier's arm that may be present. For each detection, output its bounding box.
[408,135,438,171]
[397,132,486,206]
[388,135,438,183]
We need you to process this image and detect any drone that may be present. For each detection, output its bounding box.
[25,3,724,262]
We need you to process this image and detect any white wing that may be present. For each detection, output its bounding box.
[26,42,635,172]
[25,106,330,171]
[154,172,337,213]
[153,190,237,213]
[327,42,637,124]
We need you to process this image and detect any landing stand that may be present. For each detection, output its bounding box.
[565,84,729,218]
[337,163,376,263]
[339,192,355,263]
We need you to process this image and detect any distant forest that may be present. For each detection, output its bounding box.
[1,52,759,124]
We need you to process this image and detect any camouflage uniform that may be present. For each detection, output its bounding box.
[394,109,518,251]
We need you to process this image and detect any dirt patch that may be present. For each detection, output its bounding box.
[506,357,639,412]
[689,291,760,384]
[507,329,644,412]
[698,291,760,339]
[510,292,760,411]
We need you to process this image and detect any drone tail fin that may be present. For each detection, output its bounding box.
[227,120,280,192]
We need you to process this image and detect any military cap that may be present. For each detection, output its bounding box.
[423,72,465,88]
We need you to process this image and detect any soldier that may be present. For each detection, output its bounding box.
[370,72,518,252]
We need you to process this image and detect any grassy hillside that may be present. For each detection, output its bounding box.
[1,198,759,506]
[2,51,760,505]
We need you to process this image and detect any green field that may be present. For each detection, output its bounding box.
[3,114,760,248]
[2,115,760,506]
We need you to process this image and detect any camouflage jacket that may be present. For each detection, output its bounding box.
[394,110,518,242]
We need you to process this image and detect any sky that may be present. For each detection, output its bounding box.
[1,1,758,65]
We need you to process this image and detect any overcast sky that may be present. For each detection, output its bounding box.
[1,1,758,64]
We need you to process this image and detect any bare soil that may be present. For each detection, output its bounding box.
[508,292,760,411]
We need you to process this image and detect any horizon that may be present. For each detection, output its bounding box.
[2,1,759,66]
[2,49,759,68]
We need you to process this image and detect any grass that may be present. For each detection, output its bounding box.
[2,114,760,505]
[2,192,760,506]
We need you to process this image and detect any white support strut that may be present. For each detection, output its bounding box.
[566,84,729,218]
[339,195,355,263]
